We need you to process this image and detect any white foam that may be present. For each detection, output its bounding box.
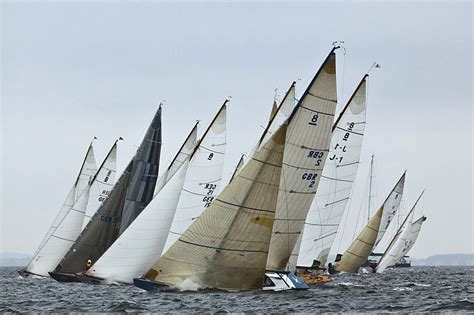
[174,278,202,291]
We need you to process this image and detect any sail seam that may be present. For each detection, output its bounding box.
[306,92,337,104]
[215,198,275,214]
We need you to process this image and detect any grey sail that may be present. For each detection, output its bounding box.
[51,106,162,277]
[119,105,163,233]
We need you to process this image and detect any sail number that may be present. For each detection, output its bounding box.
[98,189,111,202]
[342,122,355,142]
[307,150,324,166]
[302,172,318,188]
[203,183,217,207]
[308,114,319,126]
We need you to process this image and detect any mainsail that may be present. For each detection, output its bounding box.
[266,48,338,271]
[335,172,406,273]
[83,141,118,228]
[376,192,425,273]
[52,106,162,276]
[162,103,227,253]
[144,47,339,291]
[292,75,368,270]
[23,141,98,276]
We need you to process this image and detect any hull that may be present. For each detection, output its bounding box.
[263,270,309,291]
[133,278,171,292]
[49,271,79,282]
[75,273,104,284]
[17,269,46,278]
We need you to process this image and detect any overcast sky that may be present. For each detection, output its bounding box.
[1,1,472,259]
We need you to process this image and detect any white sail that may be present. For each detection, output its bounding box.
[294,75,368,269]
[266,49,338,271]
[86,160,190,283]
[162,104,227,253]
[376,212,414,273]
[83,142,118,228]
[154,124,198,195]
[85,105,226,284]
[334,172,406,273]
[25,143,98,276]
[374,173,405,247]
[402,215,426,256]
[258,82,296,149]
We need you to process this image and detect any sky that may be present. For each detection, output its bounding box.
[1,1,472,260]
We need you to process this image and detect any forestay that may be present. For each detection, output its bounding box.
[24,142,97,276]
[266,48,338,271]
[293,75,368,269]
[335,172,406,273]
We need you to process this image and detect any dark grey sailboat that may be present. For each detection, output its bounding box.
[50,105,162,282]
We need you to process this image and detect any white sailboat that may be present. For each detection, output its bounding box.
[376,192,425,273]
[334,172,406,273]
[135,47,338,292]
[81,103,226,284]
[290,74,368,274]
[20,140,100,277]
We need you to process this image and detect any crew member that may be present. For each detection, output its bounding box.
[86,259,92,270]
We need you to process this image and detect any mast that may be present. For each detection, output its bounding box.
[368,154,374,223]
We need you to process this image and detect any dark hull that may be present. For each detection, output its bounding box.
[133,278,171,292]
[17,269,46,278]
[395,262,411,268]
[49,271,80,282]
[75,273,104,284]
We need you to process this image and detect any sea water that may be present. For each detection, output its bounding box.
[1,266,472,312]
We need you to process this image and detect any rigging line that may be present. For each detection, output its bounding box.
[299,104,335,115]
[179,238,268,254]
[335,126,364,136]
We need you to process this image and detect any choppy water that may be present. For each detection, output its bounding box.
[1,266,473,313]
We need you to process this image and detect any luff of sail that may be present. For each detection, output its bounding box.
[153,123,199,195]
[52,106,162,277]
[335,172,406,273]
[23,142,98,277]
[294,75,368,270]
[144,125,288,291]
[266,48,338,271]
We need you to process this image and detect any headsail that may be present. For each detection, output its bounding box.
[293,75,368,269]
[52,106,162,275]
[266,48,338,271]
[335,172,406,273]
[24,141,98,276]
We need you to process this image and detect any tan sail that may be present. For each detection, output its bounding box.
[335,172,406,273]
[334,206,383,272]
[145,125,287,291]
[266,49,338,270]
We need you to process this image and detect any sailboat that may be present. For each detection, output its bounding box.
[289,74,368,282]
[376,192,425,273]
[49,105,163,282]
[134,47,338,292]
[334,171,406,273]
[78,102,227,284]
[19,140,99,277]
